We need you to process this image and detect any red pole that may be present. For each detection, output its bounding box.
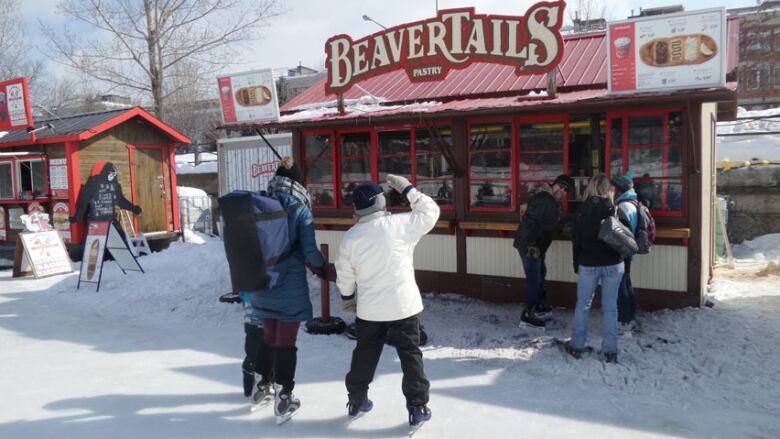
[320,244,330,322]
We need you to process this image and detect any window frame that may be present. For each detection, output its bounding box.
[467,117,517,213]
[515,114,570,212]
[413,124,455,210]
[302,122,455,212]
[301,130,337,209]
[605,108,686,218]
[16,156,48,198]
[0,159,15,200]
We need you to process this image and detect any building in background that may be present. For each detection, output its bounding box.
[730,0,780,109]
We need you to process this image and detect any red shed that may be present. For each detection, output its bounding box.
[0,107,190,247]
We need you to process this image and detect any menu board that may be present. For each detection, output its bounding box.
[217,69,280,124]
[608,8,726,93]
[49,158,69,198]
[19,231,73,278]
[8,207,24,229]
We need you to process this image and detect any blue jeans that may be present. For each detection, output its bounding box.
[571,262,624,354]
[518,248,547,309]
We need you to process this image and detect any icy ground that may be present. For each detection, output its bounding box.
[1,236,779,438]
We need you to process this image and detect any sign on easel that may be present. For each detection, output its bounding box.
[78,221,144,292]
[16,231,73,278]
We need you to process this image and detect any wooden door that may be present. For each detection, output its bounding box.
[131,148,168,233]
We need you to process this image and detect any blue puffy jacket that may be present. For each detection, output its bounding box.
[245,191,325,322]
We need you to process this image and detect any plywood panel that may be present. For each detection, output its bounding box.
[316,229,456,273]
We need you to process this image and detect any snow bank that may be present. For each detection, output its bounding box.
[732,233,780,261]
[177,186,208,197]
[717,107,780,161]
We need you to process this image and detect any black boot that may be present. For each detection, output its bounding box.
[273,346,297,394]
[243,323,272,397]
[520,306,546,328]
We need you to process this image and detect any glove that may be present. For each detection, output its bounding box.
[132,206,142,215]
[341,297,357,314]
[527,246,541,259]
[315,262,330,280]
[68,216,79,224]
[573,263,579,275]
[386,174,412,194]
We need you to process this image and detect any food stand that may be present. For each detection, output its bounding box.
[223,3,739,309]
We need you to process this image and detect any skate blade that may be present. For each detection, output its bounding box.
[249,396,273,412]
[408,420,426,436]
[276,407,300,425]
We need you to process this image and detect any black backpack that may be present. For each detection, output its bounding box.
[618,200,655,254]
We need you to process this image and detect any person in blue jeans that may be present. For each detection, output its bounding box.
[513,175,574,327]
[567,174,624,363]
[612,172,639,335]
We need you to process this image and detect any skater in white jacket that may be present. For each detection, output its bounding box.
[335,174,439,428]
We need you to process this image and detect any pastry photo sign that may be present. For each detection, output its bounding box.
[607,8,726,94]
[216,68,280,124]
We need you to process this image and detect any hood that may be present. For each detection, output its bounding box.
[616,188,638,203]
[90,161,116,178]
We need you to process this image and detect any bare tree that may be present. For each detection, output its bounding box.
[0,0,43,83]
[568,0,607,32]
[41,0,281,121]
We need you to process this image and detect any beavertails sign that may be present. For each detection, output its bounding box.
[325,1,566,94]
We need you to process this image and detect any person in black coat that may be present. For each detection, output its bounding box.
[566,173,624,363]
[513,174,574,327]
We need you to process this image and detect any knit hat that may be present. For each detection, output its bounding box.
[352,182,386,217]
[275,156,303,185]
[611,171,635,193]
[552,174,575,193]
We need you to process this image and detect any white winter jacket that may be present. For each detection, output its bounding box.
[335,188,440,322]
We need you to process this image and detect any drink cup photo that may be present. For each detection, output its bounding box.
[614,37,632,60]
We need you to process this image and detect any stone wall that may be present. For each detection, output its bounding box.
[716,165,780,244]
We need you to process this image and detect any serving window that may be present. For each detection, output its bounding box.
[469,121,513,211]
[517,117,568,201]
[607,110,685,217]
[302,125,454,210]
[303,132,336,207]
[0,155,49,201]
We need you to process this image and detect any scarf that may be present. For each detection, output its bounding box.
[267,175,312,208]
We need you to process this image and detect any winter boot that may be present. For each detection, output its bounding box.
[274,390,301,425]
[408,405,432,427]
[535,303,553,318]
[520,306,546,328]
[563,340,587,359]
[347,399,373,418]
[604,352,618,364]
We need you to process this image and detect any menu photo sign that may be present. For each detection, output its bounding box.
[217,69,280,125]
[608,8,726,94]
[18,231,73,278]
[49,158,69,198]
[52,202,71,243]
[0,76,34,131]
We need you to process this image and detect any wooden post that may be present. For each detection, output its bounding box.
[546,70,557,98]
[337,93,345,114]
[320,244,330,322]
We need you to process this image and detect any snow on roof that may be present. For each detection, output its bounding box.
[177,186,209,197]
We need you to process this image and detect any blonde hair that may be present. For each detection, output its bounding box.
[279,156,295,169]
[583,173,614,200]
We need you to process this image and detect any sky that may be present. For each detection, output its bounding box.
[21,0,760,93]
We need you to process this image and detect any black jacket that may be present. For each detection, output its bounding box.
[72,163,138,222]
[513,189,560,254]
[572,196,622,268]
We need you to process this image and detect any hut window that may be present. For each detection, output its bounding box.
[378,130,412,208]
[517,119,567,201]
[18,159,47,197]
[414,127,454,207]
[0,161,13,199]
[339,132,372,206]
[608,110,684,216]
[469,122,513,210]
[303,133,336,207]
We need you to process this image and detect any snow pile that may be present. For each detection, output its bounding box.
[732,233,780,261]
[177,186,208,197]
[1,235,780,437]
[281,98,443,122]
[175,153,218,175]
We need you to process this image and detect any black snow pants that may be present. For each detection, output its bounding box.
[345,313,430,408]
